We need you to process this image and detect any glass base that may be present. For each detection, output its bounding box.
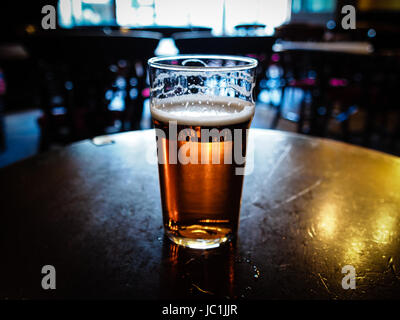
[165,229,232,249]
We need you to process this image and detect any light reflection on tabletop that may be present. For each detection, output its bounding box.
[1,129,400,299]
[158,129,400,299]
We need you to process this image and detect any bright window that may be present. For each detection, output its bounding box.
[59,0,291,32]
[225,0,290,34]
[59,0,114,27]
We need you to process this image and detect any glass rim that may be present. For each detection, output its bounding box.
[148,54,258,72]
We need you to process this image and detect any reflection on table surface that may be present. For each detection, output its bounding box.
[0,129,399,299]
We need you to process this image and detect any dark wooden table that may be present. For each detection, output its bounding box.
[1,129,400,299]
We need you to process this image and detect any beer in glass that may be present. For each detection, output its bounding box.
[148,55,257,249]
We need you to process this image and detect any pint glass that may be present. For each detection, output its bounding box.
[148,55,258,249]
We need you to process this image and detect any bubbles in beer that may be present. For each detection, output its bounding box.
[152,95,254,249]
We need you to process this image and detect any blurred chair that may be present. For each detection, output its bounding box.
[23,29,162,151]
[173,31,275,55]
[319,52,366,140]
[271,49,323,134]
[272,49,368,139]
[234,23,266,36]
[274,23,326,41]
[132,26,212,38]
[362,53,400,150]
[314,51,399,149]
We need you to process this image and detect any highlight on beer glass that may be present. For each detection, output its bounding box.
[148,55,258,249]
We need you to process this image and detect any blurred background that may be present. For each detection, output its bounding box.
[0,0,400,167]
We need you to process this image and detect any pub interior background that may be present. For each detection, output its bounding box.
[0,0,400,168]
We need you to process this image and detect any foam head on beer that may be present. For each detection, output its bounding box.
[150,94,255,126]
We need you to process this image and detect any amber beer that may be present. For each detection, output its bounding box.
[151,95,254,249]
[148,55,257,249]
